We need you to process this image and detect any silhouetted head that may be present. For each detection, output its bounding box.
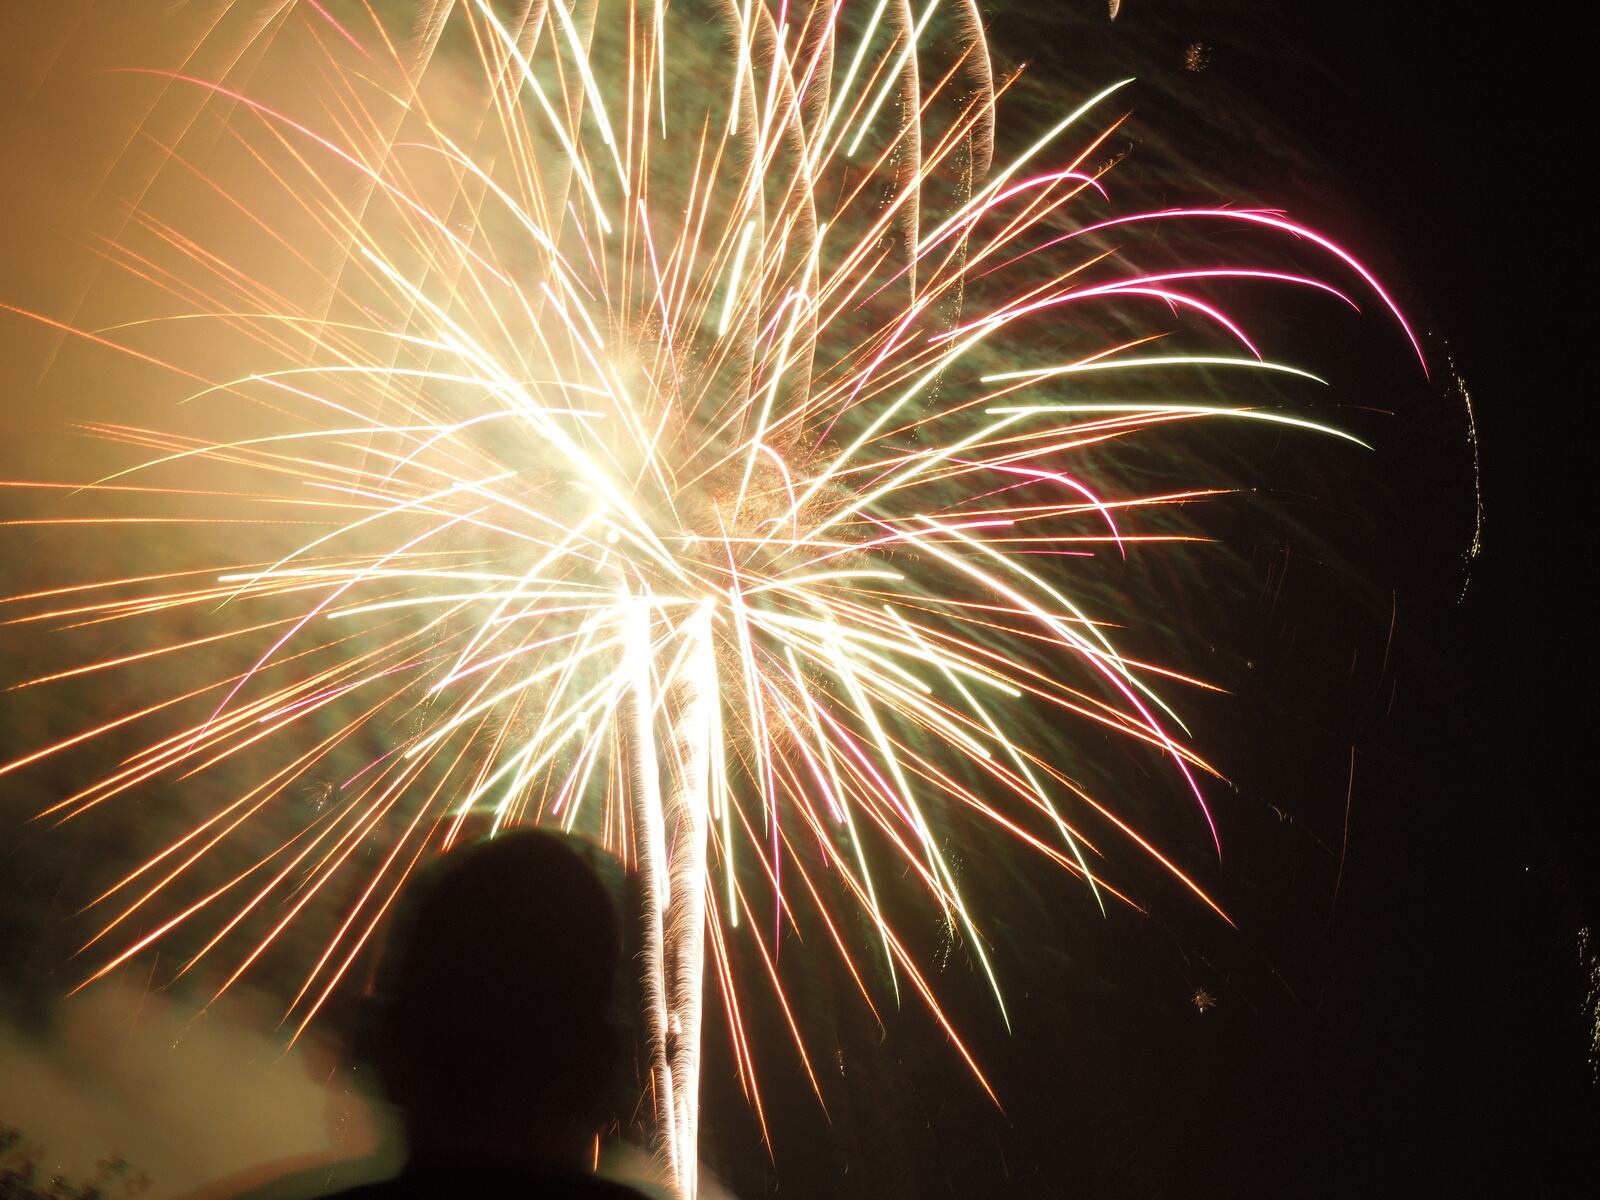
[375,830,623,1161]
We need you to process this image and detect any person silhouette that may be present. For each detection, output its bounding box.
[322,829,652,1199]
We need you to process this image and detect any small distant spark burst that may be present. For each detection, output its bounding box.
[0,2,1421,1193]
[1580,926,1600,1084]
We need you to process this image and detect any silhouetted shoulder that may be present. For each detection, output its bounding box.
[321,1160,654,1199]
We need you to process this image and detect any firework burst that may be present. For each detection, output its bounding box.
[1,2,1418,1194]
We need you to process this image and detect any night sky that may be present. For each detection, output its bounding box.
[1085,3,1591,1193]
[961,3,1596,1193]
[1,3,1591,1197]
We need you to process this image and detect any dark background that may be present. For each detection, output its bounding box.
[933,2,1596,1195]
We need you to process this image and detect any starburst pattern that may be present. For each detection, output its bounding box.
[0,3,1418,1193]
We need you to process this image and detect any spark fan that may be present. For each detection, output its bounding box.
[0,2,1418,1194]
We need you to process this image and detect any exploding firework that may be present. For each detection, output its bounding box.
[0,2,1418,1194]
